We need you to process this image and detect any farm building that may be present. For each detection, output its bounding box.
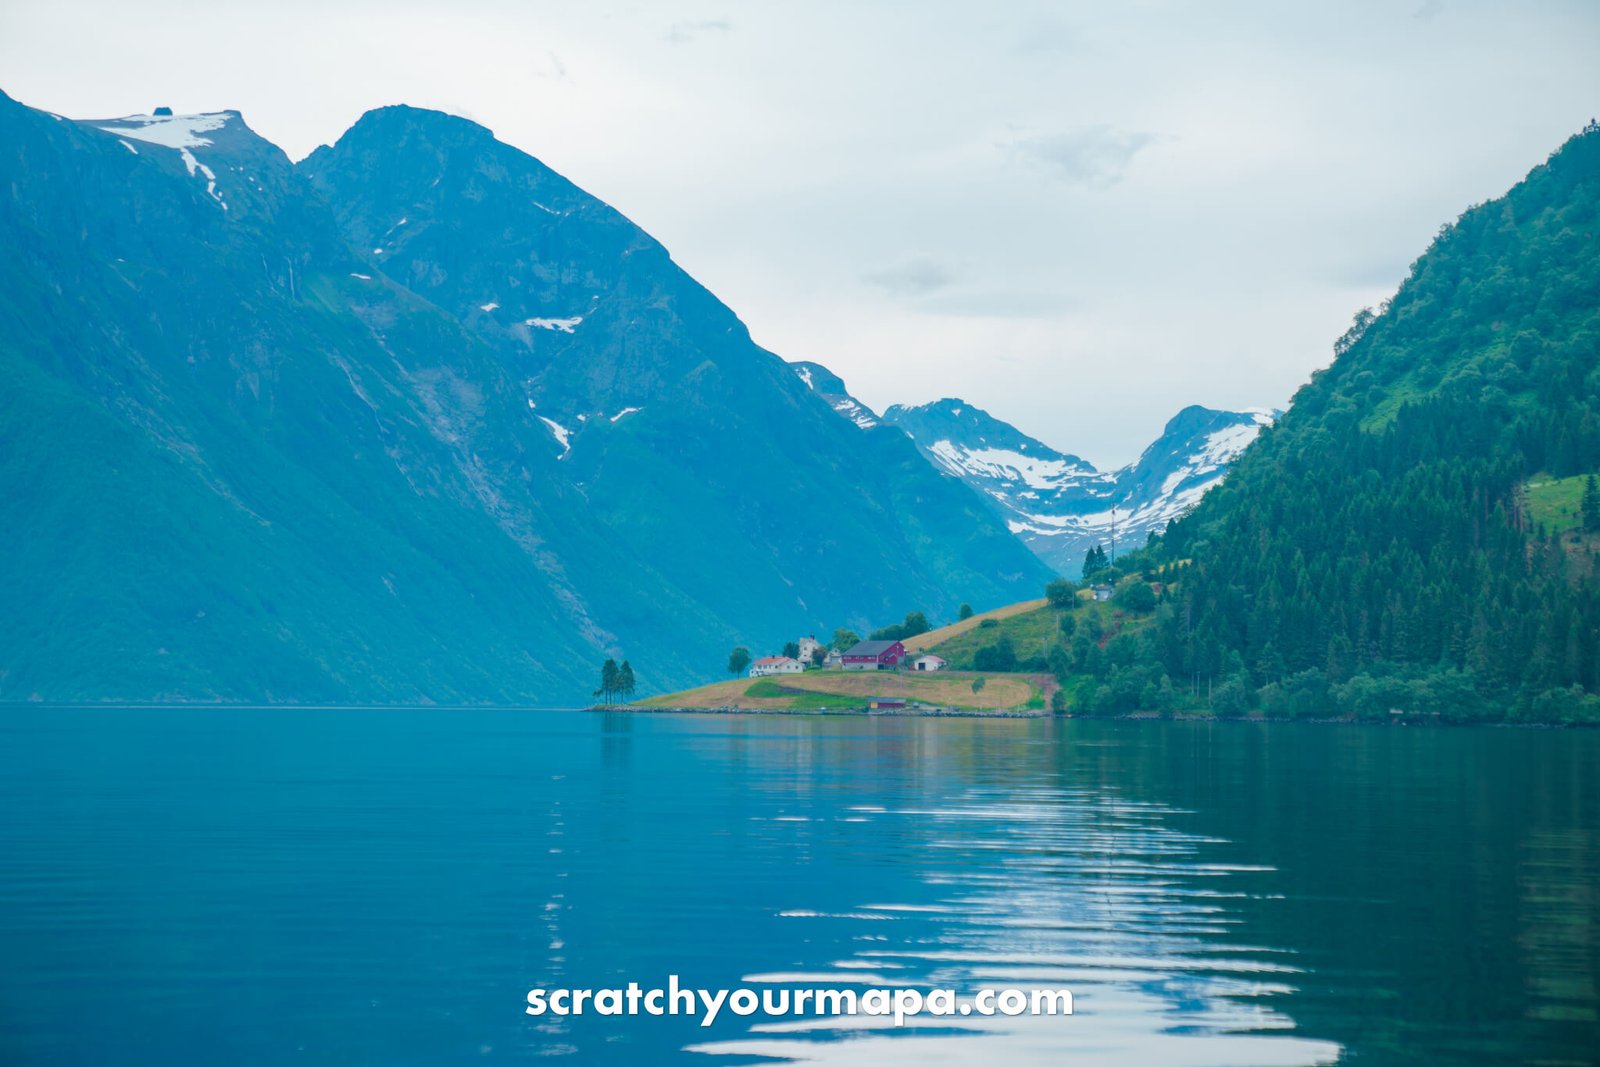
[912,654,947,672]
[841,639,907,671]
[749,656,804,677]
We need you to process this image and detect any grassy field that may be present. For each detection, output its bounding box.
[1525,472,1595,533]
[902,598,1047,653]
[921,596,1155,671]
[926,603,1061,668]
[636,668,1046,711]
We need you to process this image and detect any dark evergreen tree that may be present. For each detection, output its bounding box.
[594,658,620,705]
[869,610,931,641]
[1119,124,1600,723]
[973,635,1017,672]
[727,646,751,675]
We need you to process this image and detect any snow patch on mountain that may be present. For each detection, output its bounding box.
[831,398,878,429]
[527,316,582,333]
[927,441,1097,490]
[178,148,227,209]
[95,113,233,209]
[94,112,229,149]
[1160,420,1267,495]
[538,416,572,456]
[787,361,879,429]
[875,393,1278,574]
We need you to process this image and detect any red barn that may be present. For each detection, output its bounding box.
[840,639,907,671]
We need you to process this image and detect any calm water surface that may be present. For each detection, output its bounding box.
[0,709,1595,1065]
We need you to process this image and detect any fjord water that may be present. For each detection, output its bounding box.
[0,710,1595,1065]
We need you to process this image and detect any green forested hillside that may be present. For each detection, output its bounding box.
[1127,125,1600,722]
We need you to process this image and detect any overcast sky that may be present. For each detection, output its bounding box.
[3,1,1596,466]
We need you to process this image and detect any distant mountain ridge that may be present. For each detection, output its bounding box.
[789,362,1275,574]
[0,92,1051,703]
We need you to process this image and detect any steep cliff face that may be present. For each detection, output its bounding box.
[0,93,1050,702]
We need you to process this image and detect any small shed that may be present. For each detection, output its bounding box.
[912,654,947,672]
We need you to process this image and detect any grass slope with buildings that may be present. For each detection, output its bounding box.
[631,581,1162,715]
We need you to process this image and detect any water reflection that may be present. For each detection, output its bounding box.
[690,781,1339,1065]
[1,709,1595,1066]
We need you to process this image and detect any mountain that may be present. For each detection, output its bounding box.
[0,92,1051,703]
[1099,124,1600,722]
[789,360,881,429]
[875,395,1275,575]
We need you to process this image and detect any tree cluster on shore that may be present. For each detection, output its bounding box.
[594,659,636,705]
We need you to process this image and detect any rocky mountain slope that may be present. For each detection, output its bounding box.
[0,92,1050,703]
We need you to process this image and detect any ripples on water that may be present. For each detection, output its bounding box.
[690,788,1338,1066]
[0,708,1595,1065]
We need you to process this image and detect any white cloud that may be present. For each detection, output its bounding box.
[664,18,731,44]
[1005,125,1155,187]
[862,256,957,297]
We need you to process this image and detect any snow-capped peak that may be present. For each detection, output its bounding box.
[94,112,231,149]
[888,399,1276,574]
[93,112,233,211]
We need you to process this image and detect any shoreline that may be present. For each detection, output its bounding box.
[608,704,1047,718]
[0,703,1583,727]
[600,704,1590,727]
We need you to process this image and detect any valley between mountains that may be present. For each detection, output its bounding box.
[5,90,1595,721]
[0,92,1263,704]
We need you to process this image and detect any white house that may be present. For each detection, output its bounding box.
[796,635,823,664]
[750,655,804,677]
[912,654,948,672]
